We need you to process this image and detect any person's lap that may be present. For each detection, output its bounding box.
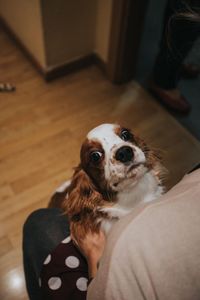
[23,208,70,299]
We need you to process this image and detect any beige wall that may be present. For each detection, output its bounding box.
[41,0,98,69]
[0,0,46,68]
[0,0,113,71]
[95,0,113,63]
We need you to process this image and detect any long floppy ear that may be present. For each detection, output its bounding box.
[133,134,162,166]
[63,167,104,221]
[134,135,168,182]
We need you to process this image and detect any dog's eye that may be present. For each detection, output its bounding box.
[90,151,102,163]
[120,129,132,141]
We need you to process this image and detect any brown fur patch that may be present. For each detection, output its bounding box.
[48,188,69,210]
[80,139,105,169]
[114,124,122,136]
[133,135,166,182]
[114,125,136,144]
[133,135,161,167]
[80,139,115,198]
[63,168,113,239]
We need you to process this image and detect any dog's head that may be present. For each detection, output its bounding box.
[65,124,163,225]
[80,123,162,192]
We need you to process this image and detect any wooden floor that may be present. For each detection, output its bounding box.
[0,26,200,300]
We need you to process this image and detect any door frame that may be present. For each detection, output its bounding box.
[107,0,149,83]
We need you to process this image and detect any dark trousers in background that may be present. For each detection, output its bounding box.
[153,0,200,89]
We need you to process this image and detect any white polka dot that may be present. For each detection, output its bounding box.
[43,254,51,265]
[76,277,88,291]
[38,277,41,287]
[65,256,80,268]
[62,236,71,244]
[48,277,62,290]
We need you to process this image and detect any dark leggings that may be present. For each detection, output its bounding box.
[153,0,200,89]
[23,208,70,300]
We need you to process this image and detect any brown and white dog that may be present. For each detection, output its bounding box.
[49,123,165,239]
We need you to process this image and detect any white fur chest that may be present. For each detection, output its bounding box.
[100,171,164,234]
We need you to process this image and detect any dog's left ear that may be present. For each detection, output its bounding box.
[63,167,104,220]
[133,135,162,164]
[134,135,167,181]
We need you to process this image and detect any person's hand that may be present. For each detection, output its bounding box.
[72,230,106,279]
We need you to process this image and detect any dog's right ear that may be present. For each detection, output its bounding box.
[63,167,104,220]
[48,181,71,209]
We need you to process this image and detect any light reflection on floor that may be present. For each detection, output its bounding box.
[0,267,27,299]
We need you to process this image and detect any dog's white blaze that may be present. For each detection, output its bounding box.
[87,124,123,180]
[87,124,121,153]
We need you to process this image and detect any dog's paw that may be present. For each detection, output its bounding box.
[98,206,129,219]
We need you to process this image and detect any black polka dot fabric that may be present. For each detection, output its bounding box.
[40,236,89,299]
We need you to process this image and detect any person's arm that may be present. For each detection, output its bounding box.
[72,230,106,279]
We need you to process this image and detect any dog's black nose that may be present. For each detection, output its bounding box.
[115,146,134,163]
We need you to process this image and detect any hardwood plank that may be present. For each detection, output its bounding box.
[0,170,70,221]
[0,236,13,257]
[0,185,14,200]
